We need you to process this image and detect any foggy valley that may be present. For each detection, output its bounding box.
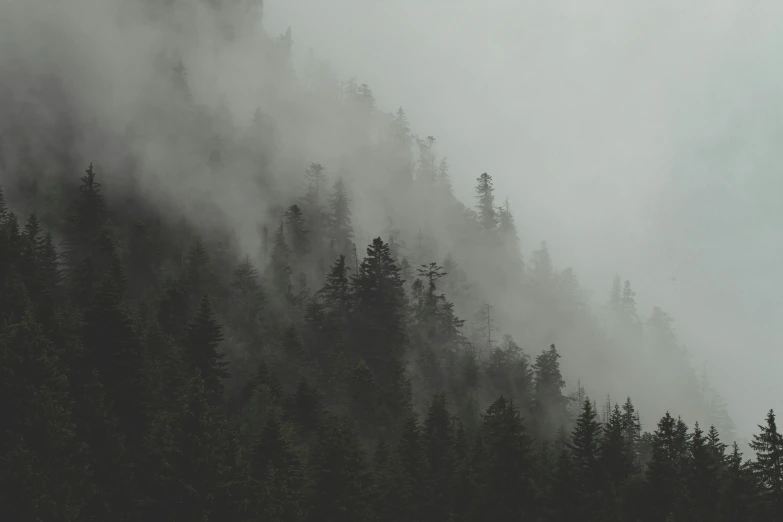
[1,0,781,520]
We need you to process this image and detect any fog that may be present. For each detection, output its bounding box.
[0,0,780,439]
[265,0,783,436]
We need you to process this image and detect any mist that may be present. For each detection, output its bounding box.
[0,0,779,436]
[4,0,783,518]
[266,0,783,436]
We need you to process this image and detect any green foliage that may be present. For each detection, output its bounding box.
[0,53,765,519]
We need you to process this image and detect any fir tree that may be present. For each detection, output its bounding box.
[307,416,375,522]
[570,397,603,517]
[328,177,354,257]
[182,296,228,401]
[166,369,231,521]
[351,238,410,418]
[475,396,536,521]
[268,221,293,297]
[533,344,568,438]
[285,203,310,259]
[0,314,91,521]
[750,409,783,517]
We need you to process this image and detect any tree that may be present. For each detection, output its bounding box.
[422,392,457,522]
[328,177,354,257]
[248,410,304,521]
[498,198,522,267]
[530,241,554,285]
[268,221,293,297]
[229,255,264,343]
[0,314,91,521]
[186,235,212,299]
[63,163,109,273]
[307,416,375,522]
[570,398,603,517]
[686,422,721,521]
[645,412,690,521]
[474,172,498,231]
[601,403,633,488]
[474,396,536,521]
[318,254,352,324]
[182,296,228,401]
[533,344,568,438]
[351,238,410,418]
[82,255,152,452]
[0,185,7,224]
[750,409,783,517]
[165,369,231,521]
[285,203,310,258]
[622,397,642,469]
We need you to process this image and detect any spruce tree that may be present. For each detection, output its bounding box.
[307,416,375,522]
[268,221,293,297]
[0,314,91,521]
[328,177,354,257]
[570,397,603,518]
[285,203,310,258]
[474,396,536,521]
[750,409,783,517]
[532,344,568,438]
[474,172,497,231]
[166,369,231,521]
[423,392,457,522]
[351,238,410,418]
[182,296,228,401]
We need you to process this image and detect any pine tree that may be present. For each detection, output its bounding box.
[721,441,762,521]
[533,344,568,438]
[474,396,536,521]
[474,172,497,231]
[391,414,427,521]
[0,314,91,521]
[601,403,632,487]
[686,422,722,521]
[645,412,690,521]
[63,163,109,274]
[82,255,152,452]
[498,198,522,267]
[328,177,354,257]
[530,241,554,285]
[750,409,783,517]
[307,416,375,522]
[351,238,410,418]
[285,203,310,258]
[0,185,7,224]
[166,369,231,521]
[318,254,352,325]
[248,410,304,521]
[570,398,603,517]
[268,221,293,298]
[550,434,579,522]
[622,397,642,469]
[229,255,264,344]
[182,296,228,401]
[186,235,212,300]
[289,377,322,437]
[422,392,457,522]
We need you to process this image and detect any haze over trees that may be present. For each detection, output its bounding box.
[0,0,771,519]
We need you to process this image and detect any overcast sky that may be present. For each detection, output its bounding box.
[264,0,783,435]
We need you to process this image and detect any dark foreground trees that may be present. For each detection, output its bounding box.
[0,171,775,522]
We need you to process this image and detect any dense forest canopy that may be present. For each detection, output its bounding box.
[1,0,781,520]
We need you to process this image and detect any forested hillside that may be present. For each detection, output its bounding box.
[0,0,779,520]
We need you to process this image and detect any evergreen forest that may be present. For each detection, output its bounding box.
[0,0,780,520]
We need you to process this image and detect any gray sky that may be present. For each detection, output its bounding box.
[266,0,783,435]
